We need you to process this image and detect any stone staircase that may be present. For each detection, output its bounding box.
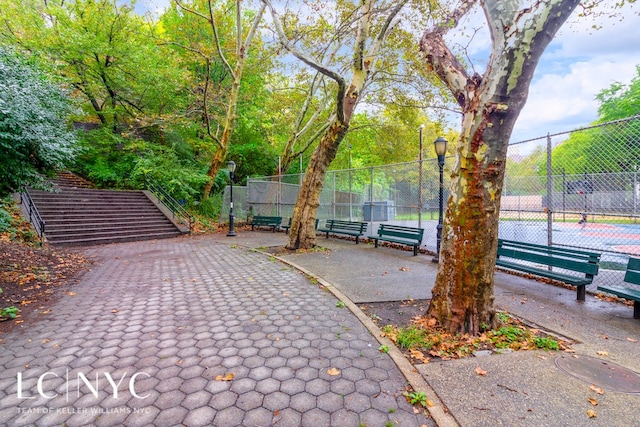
[26,172,185,246]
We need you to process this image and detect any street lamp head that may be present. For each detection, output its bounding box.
[227,160,236,173]
[434,136,448,165]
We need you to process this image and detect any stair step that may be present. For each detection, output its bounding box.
[48,231,183,247]
[24,176,186,246]
[46,226,180,240]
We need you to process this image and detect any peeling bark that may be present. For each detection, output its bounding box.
[422,0,581,334]
[265,0,406,249]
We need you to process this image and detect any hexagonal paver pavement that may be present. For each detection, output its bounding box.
[0,236,433,426]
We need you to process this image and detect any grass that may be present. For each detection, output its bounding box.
[382,311,567,361]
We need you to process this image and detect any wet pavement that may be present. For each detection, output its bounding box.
[0,235,431,427]
[2,229,639,427]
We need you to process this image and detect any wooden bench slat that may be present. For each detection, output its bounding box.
[598,257,640,318]
[496,239,601,301]
[248,215,282,232]
[497,248,599,275]
[316,219,367,244]
[624,269,640,285]
[369,224,424,256]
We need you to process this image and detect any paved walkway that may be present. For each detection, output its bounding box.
[0,235,432,427]
[2,230,640,427]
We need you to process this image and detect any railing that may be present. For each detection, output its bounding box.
[20,189,45,242]
[146,180,194,233]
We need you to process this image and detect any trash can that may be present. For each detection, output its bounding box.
[363,201,395,221]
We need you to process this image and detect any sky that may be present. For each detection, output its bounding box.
[134,1,640,153]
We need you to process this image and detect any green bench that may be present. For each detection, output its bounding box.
[281,217,319,234]
[248,215,282,232]
[597,257,640,319]
[317,219,368,244]
[496,239,601,301]
[368,224,424,256]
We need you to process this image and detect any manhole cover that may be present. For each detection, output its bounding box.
[555,354,640,394]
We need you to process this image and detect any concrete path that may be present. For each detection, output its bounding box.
[0,235,432,427]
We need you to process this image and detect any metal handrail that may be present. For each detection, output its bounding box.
[20,189,45,242]
[146,180,194,233]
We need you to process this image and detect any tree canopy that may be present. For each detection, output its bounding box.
[0,48,78,196]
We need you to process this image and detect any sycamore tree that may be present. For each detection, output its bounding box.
[167,0,266,199]
[265,0,408,249]
[0,48,77,196]
[420,0,636,334]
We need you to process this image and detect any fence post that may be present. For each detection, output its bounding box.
[546,134,553,247]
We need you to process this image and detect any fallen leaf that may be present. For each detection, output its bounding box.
[588,397,598,406]
[596,351,609,357]
[425,399,434,407]
[399,266,410,272]
[410,349,430,364]
[627,337,638,342]
[274,410,279,416]
[41,338,51,344]
[215,373,234,381]
[413,408,420,414]
[587,409,597,418]
[327,368,341,376]
[590,385,604,395]
[67,291,76,296]
[111,309,119,313]
[475,367,487,376]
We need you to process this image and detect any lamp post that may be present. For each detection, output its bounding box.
[418,125,424,228]
[227,160,237,237]
[432,136,448,263]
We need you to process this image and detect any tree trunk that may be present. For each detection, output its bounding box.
[287,121,347,249]
[428,105,512,334]
[423,0,582,334]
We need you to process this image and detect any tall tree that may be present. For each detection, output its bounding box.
[170,0,266,199]
[421,0,586,334]
[0,0,183,129]
[265,0,407,249]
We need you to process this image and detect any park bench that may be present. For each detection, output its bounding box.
[368,224,424,256]
[248,215,282,232]
[317,219,368,244]
[281,217,319,234]
[597,257,640,319]
[496,239,601,301]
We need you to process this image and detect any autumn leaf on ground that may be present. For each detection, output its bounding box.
[627,337,638,342]
[66,291,76,296]
[111,309,119,313]
[587,409,597,418]
[590,385,605,395]
[327,368,341,376]
[399,266,410,272]
[596,350,609,357]
[215,373,234,381]
[410,349,430,364]
[588,397,598,406]
[475,367,487,376]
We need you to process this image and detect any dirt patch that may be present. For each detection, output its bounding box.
[357,299,430,327]
[0,241,90,337]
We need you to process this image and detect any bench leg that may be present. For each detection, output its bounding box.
[634,301,640,319]
[413,245,418,256]
[355,236,359,244]
[374,239,379,248]
[577,285,586,301]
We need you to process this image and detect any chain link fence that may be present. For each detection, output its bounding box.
[223,114,640,288]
